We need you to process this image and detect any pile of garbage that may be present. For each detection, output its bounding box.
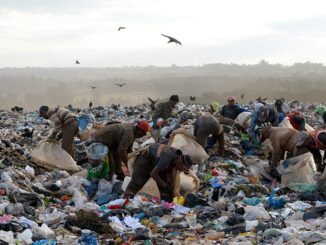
[1,102,326,244]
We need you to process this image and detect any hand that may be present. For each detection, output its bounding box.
[46,138,56,143]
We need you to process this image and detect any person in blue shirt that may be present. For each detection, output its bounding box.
[249,106,278,141]
[220,96,246,120]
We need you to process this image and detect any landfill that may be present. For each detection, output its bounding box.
[1,100,326,245]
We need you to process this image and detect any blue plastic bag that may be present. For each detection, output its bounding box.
[78,115,91,132]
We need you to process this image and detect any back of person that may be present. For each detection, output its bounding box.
[310,129,326,149]
[92,123,134,149]
[48,106,76,127]
[149,144,177,171]
[221,104,241,120]
[194,115,222,135]
[269,127,301,152]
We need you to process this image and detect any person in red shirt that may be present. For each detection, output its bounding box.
[301,128,326,172]
[286,111,306,131]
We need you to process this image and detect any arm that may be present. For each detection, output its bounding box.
[172,168,181,197]
[150,165,168,189]
[187,169,200,192]
[217,131,225,155]
[237,105,246,113]
[249,113,258,140]
[152,103,164,121]
[49,114,61,139]
[118,131,133,164]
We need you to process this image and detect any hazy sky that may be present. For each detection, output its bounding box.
[1,0,326,67]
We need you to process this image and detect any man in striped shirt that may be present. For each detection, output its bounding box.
[39,106,78,158]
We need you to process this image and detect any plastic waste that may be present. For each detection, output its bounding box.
[244,206,270,221]
[0,230,14,244]
[78,229,98,245]
[87,143,108,162]
[268,188,286,209]
[39,208,66,226]
[243,197,261,206]
[33,240,56,245]
[17,229,33,244]
[87,156,110,181]
[25,165,35,176]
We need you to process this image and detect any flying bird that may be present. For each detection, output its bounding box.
[115,83,126,87]
[161,34,182,45]
[190,96,196,101]
[148,97,158,110]
[76,60,80,64]
[90,86,97,89]
[118,27,126,31]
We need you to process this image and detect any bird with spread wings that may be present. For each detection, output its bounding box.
[161,34,182,45]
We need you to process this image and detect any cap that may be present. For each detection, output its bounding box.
[228,96,236,101]
[210,102,220,112]
[137,121,150,133]
[169,95,179,102]
[181,154,193,174]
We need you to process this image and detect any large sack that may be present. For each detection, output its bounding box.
[277,153,317,188]
[127,150,197,199]
[278,117,293,128]
[31,140,80,172]
[168,128,209,164]
[235,112,252,130]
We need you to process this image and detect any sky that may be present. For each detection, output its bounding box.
[1,0,326,67]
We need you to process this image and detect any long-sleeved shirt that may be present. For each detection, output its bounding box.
[47,107,76,135]
[249,107,277,139]
[152,101,174,121]
[149,144,177,172]
[220,104,245,120]
[92,123,135,163]
[269,127,308,166]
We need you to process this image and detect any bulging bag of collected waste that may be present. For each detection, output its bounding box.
[169,128,209,164]
[128,151,197,199]
[235,112,252,129]
[31,140,79,172]
[277,153,317,189]
[279,117,293,129]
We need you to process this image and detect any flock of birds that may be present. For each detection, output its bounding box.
[75,26,181,66]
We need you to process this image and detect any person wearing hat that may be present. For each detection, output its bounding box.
[39,105,78,158]
[152,95,179,125]
[194,115,225,155]
[287,110,306,131]
[92,121,150,180]
[249,106,277,141]
[124,143,193,201]
[220,96,245,120]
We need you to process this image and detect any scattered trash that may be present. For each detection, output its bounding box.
[0,102,325,244]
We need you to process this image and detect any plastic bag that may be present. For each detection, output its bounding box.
[277,153,317,188]
[31,140,80,172]
[77,115,91,132]
[87,156,110,181]
[87,143,109,162]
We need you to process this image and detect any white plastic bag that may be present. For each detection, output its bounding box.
[277,153,317,187]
